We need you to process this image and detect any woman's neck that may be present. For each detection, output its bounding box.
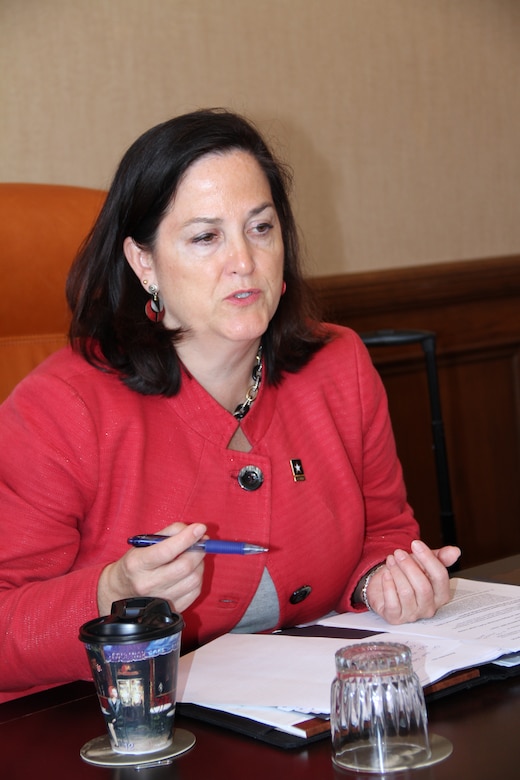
[177,339,262,415]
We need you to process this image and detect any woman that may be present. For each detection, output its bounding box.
[0,109,460,702]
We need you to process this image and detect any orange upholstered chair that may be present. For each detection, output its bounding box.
[0,183,106,403]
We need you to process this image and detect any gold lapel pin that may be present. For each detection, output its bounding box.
[290,459,306,482]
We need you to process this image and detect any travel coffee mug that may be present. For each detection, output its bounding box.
[79,597,184,755]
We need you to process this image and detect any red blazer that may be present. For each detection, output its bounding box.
[0,325,418,700]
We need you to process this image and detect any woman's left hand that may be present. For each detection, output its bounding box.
[365,540,461,623]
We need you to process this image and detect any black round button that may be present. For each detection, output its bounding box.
[289,585,312,605]
[237,465,264,491]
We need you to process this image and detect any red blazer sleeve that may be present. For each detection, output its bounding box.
[0,371,103,698]
[336,330,420,611]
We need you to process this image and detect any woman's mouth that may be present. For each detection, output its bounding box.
[228,289,259,302]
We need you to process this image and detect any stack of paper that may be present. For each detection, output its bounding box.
[318,578,520,652]
[177,577,520,738]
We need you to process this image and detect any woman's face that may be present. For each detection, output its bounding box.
[125,150,285,352]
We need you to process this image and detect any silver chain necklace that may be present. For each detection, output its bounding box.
[233,346,263,420]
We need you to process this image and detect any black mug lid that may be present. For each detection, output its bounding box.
[79,597,184,644]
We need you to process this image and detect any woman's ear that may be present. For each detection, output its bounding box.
[123,237,155,286]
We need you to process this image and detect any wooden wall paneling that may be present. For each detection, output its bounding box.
[310,256,520,567]
[441,346,520,565]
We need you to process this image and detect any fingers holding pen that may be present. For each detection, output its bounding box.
[97,523,207,616]
[134,522,207,568]
[127,523,207,597]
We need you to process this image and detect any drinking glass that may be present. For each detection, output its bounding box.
[331,642,431,773]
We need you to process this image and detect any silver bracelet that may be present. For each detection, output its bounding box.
[360,564,385,610]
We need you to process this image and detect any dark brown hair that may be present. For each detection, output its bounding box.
[67,108,328,395]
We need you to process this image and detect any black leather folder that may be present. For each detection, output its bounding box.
[177,625,520,749]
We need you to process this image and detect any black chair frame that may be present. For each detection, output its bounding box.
[360,329,457,550]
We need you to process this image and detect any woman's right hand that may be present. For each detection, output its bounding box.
[97,522,207,616]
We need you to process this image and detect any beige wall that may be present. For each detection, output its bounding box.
[1,0,519,275]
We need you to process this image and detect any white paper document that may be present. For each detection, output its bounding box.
[318,578,520,653]
[177,577,519,737]
[185,701,327,738]
[177,631,500,717]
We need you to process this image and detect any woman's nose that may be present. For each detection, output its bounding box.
[227,235,255,274]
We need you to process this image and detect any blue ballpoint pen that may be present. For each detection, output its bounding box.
[127,535,268,555]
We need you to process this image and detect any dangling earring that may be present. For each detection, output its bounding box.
[144,283,165,322]
[281,281,287,295]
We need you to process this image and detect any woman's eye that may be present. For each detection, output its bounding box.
[254,222,273,235]
[192,232,216,244]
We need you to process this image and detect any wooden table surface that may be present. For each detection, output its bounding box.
[2,556,519,780]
